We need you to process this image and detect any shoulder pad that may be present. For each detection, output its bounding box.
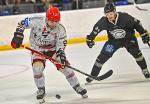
[29,16,44,21]
[57,23,66,32]
[21,16,44,28]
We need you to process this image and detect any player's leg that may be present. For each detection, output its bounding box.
[60,67,88,98]
[31,53,46,100]
[55,56,88,98]
[125,38,150,78]
[86,41,119,83]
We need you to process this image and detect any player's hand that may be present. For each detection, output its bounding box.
[56,49,66,67]
[11,32,24,49]
[141,33,150,44]
[86,35,95,48]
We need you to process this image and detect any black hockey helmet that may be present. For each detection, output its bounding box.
[104,3,116,13]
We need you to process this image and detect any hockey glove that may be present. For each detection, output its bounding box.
[86,35,95,48]
[11,31,24,49]
[141,33,150,44]
[56,49,66,67]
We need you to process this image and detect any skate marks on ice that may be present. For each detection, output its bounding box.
[35,89,150,104]
[39,98,150,104]
[0,64,29,79]
[2,90,150,104]
[40,77,150,104]
[85,72,150,87]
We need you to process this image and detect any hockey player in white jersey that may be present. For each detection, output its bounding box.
[11,5,87,102]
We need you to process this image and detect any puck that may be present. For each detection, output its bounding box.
[56,94,61,99]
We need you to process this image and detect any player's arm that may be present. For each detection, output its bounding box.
[56,26,67,66]
[11,17,41,48]
[129,15,150,44]
[86,18,105,48]
[11,19,25,49]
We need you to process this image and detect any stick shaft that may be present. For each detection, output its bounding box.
[21,45,98,80]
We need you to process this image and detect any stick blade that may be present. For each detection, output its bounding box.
[135,6,148,11]
[97,70,113,81]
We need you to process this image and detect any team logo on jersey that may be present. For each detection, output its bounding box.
[42,26,47,33]
[110,29,126,39]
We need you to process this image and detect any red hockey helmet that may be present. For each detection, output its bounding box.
[46,5,60,22]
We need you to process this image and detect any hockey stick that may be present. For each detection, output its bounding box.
[133,0,149,11]
[21,45,113,81]
[67,65,113,81]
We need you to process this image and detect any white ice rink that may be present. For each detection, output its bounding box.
[0,39,150,104]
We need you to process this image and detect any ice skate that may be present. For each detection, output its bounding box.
[73,84,88,98]
[142,69,150,79]
[36,87,45,103]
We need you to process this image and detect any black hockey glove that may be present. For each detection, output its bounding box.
[56,49,66,66]
[141,33,150,44]
[11,32,24,49]
[86,35,95,48]
[11,28,24,49]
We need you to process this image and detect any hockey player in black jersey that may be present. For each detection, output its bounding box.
[86,3,150,83]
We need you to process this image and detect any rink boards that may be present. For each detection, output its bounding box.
[0,3,150,51]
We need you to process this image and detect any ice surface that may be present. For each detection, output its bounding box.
[0,39,150,104]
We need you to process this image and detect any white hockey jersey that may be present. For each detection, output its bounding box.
[19,16,67,52]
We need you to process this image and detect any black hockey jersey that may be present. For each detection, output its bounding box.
[89,12,147,41]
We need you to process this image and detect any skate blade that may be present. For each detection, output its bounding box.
[38,98,45,104]
[82,94,88,98]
